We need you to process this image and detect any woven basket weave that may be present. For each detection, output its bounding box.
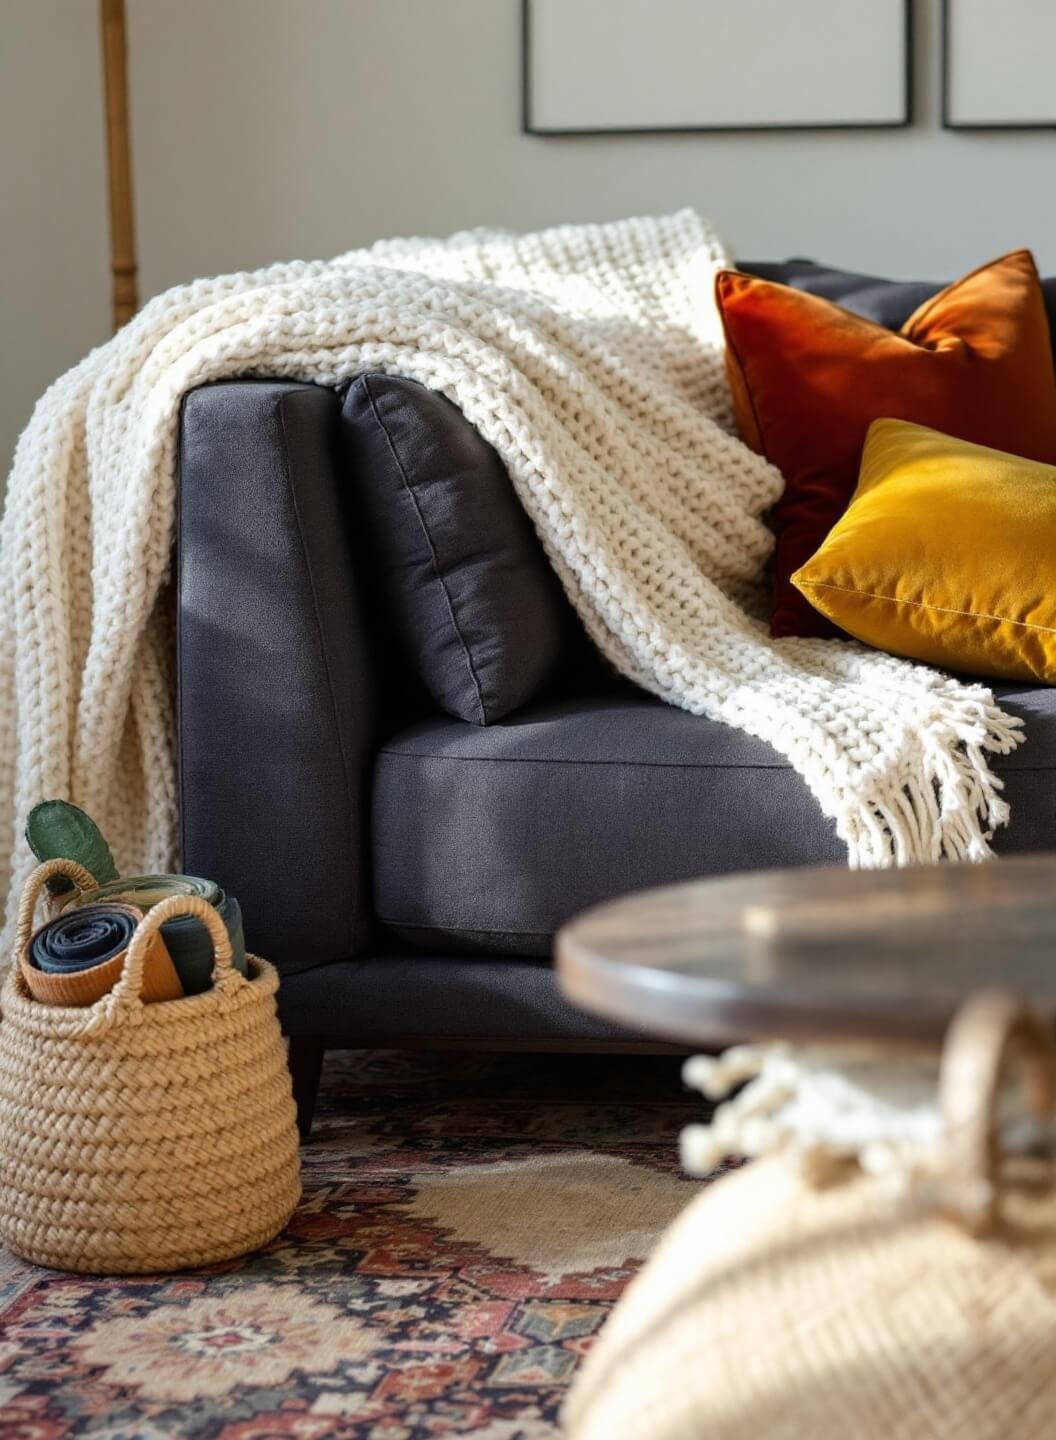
[0,859,301,1274]
[565,991,1056,1440]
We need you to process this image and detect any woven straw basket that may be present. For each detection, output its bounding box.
[565,991,1056,1440]
[0,859,301,1274]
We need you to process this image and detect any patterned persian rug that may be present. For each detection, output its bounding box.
[0,1048,720,1439]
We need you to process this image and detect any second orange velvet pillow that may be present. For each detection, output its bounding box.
[717,251,1056,639]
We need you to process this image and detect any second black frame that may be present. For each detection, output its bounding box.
[942,0,1056,131]
[522,0,914,137]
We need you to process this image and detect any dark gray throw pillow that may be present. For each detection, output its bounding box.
[340,374,573,725]
[740,259,1056,360]
[738,258,940,329]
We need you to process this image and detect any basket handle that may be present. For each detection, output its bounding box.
[111,893,237,1005]
[15,858,98,956]
[939,989,1056,1237]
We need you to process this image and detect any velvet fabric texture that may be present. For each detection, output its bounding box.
[717,251,1056,638]
[739,260,944,330]
[793,419,1056,685]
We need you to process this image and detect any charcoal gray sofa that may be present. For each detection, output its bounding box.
[177,260,1056,1134]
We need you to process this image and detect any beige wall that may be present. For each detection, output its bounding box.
[1,1,108,480]
[3,0,1056,479]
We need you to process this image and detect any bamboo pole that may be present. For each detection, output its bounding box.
[99,0,138,331]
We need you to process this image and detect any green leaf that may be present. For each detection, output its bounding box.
[25,801,120,896]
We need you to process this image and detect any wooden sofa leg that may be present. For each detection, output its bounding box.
[287,1036,325,1140]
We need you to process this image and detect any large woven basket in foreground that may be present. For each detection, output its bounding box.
[565,991,1056,1439]
[0,859,301,1274]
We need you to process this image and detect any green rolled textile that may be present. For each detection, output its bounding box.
[79,874,220,909]
[163,895,247,996]
[68,874,248,995]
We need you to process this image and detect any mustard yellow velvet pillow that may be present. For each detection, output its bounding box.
[791,418,1056,684]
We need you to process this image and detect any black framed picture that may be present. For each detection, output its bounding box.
[523,0,912,136]
[943,0,1056,130]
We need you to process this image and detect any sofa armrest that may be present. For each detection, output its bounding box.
[178,380,375,971]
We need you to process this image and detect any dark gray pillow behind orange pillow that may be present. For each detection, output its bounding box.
[741,259,1056,357]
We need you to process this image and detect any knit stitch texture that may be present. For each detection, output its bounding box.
[0,211,1024,947]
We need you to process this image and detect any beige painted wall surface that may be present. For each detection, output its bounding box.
[2,0,1055,480]
[1,1,108,484]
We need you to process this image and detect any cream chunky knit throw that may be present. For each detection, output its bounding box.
[0,210,1024,943]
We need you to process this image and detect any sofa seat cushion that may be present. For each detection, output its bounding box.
[372,687,1056,958]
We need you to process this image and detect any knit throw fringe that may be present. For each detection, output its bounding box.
[0,211,1023,948]
[679,1040,1054,1186]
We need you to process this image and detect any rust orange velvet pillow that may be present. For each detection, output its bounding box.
[716,251,1056,639]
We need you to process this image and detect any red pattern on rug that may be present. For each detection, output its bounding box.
[0,1049,721,1438]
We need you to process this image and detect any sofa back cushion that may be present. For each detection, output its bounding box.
[740,258,1056,351]
[738,259,941,329]
[341,374,574,726]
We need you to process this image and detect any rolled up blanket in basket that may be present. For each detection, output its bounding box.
[162,895,246,995]
[22,902,183,1006]
[31,901,136,972]
[69,875,247,994]
[79,874,220,909]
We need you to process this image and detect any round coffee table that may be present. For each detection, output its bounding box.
[556,855,1056,1047]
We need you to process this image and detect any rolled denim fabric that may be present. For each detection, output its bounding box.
[31,902,138,973]
[68,875,247,994]
[22,902,184,1007]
